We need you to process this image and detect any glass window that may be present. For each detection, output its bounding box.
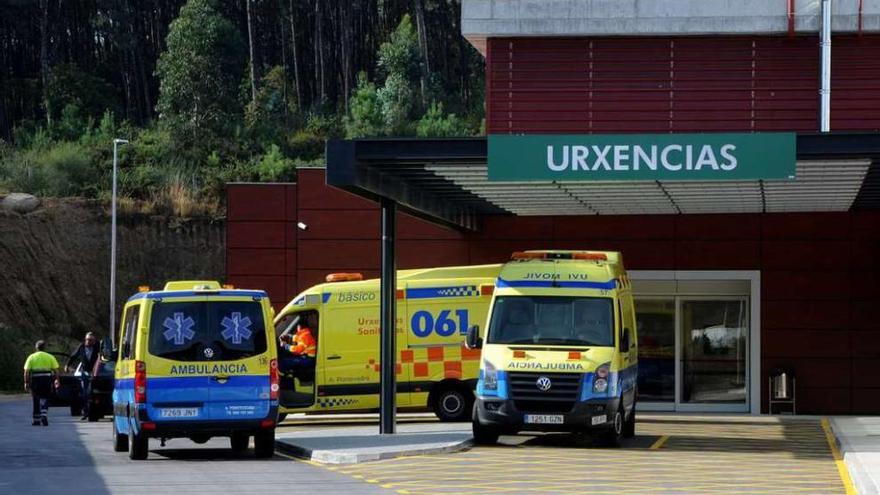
[148,301,267,361]
[121,306,140,360]
[635,299,675,403]
[487,296,614,347]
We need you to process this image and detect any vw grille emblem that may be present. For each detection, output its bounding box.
[203,347,214,359]
[536,376,552,392]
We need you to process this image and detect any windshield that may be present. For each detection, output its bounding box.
[487,296,614,347]
[148,301,267,361]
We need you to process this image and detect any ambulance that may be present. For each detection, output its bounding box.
[112,281,279,460]
[273,265,499,421]
[467,250,638,446]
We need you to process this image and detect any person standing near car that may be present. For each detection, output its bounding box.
[23,340,60,426]
[66,332,99,420]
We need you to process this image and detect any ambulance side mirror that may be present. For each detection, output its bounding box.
[620,328,632,352]
[465,325,482,350]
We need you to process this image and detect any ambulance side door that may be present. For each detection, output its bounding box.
[319,290,383,411]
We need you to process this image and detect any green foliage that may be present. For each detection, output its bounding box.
[254,144,295,182]
[46,64,121,123]
[378,15,421,82]
[245,66,297,146]
[156,0,246,151]
[416,102,473,137]
[345,74,385,138]
[0,141,101,197]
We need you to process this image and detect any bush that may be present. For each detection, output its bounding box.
[417,102,474,138]
[0,141,101,197]
[286,130,325,159]
[255,144,295,182]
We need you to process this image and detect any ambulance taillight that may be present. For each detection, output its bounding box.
[134,361,147,403]
[325,272,364,283]
[572,252,608,261]
[269,358,279,400]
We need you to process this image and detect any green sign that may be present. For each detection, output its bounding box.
[488,133,796,181]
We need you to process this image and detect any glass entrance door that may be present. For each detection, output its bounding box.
[636,295,750,413]
[679,298,748,410]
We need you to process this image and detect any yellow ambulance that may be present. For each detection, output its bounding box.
[467,250,638,446]
[274,265,499,421]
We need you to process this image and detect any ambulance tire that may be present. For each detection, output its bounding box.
[277,413,287,423]
[113,421,128,452]
[254,429,275,458]
[230,433,249,453]
[623,404,636,438]
[602,405,624,448]
[128,428,149,460]
[472,419,500,445]
[432,385,473,422]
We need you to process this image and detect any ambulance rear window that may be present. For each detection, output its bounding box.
[148,301,267,361]
[487,296,614,347]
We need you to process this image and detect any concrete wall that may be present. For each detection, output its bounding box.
[464,0,880,52]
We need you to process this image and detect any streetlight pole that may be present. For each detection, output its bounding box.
[110,138,128,347]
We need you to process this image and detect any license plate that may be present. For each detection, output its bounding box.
[591,415,607,426]
[159,407,198,418]
[524,414,564,424]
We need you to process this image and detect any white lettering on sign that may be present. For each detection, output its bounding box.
[546,144,738,174]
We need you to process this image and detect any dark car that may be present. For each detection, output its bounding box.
[85,346,116,422]
[47,352,83,416]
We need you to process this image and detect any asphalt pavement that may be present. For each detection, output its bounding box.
[0,398,387,495]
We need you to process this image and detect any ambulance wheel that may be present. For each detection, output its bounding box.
[433,385,473,422]
[113,421,128,452]
[602,406,624,448]
[230,433,249,453]
[472,419,500,445]
[623,405,636,439]
[128,428,148,460]
[254,429,275,458]
[277,413,287,423]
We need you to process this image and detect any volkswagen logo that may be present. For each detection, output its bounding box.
[536,376,552,392]
[203,347,214,359]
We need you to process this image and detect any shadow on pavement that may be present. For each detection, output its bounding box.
[0,398,111,495]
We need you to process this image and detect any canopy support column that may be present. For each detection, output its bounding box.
[379,197,398,434]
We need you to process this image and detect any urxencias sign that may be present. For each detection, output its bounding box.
[488,133,796,181]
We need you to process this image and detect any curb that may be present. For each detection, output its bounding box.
[275,436,473,464]
[829,418,876,495]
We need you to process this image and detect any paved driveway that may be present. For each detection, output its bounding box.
[317,415,853,494]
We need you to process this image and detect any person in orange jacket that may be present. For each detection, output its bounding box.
[278,318,316,378]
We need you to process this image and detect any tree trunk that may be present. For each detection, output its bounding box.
[414,0,430,106]
[315,0,326,104]
[288,0,302,109]
[246,0,258,102]
[39,0,51,126]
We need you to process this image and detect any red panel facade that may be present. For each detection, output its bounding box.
[487,35,880,134]
[226,176,880,414]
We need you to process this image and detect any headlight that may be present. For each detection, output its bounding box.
[482,360,498,390]
[593,363,610,393]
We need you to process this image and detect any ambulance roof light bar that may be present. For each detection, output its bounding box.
[510,251,607,261]
[326,272,364,283]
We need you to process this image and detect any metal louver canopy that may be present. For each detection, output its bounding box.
[325,134,880,230]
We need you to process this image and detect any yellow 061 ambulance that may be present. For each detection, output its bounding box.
[274,265,500,421]
[467,250,638,446]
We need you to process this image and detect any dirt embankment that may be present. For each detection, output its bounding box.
[0,199,224,388]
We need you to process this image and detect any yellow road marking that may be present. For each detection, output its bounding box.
[275,451,299,461]
[821,417,857,495]
[649,435,670,450]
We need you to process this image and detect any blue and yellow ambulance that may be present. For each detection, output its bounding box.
[112,281,279,460]
[467,251,638,446]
